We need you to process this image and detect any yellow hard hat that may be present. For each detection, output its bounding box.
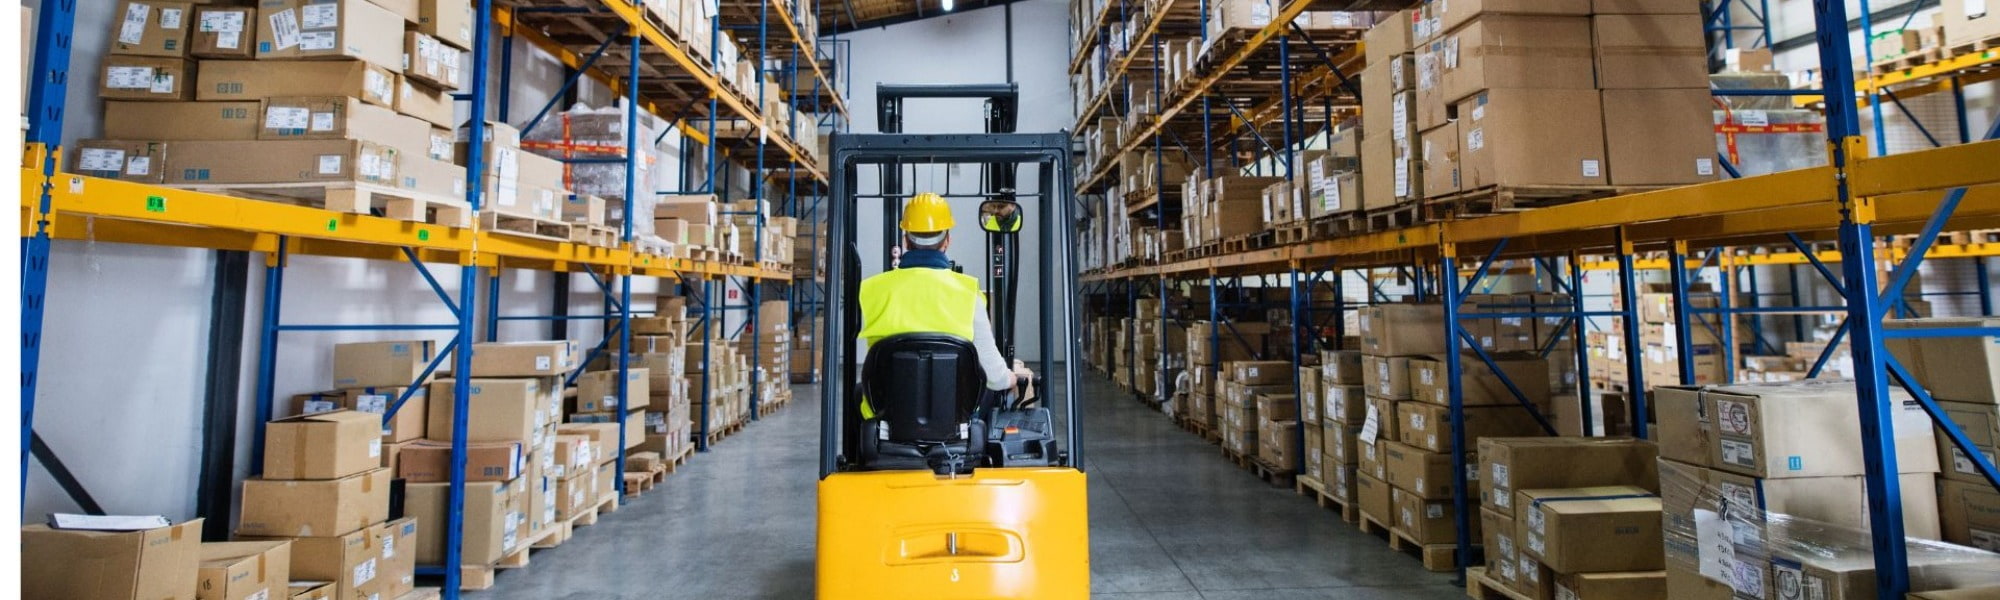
[900,192,955,233]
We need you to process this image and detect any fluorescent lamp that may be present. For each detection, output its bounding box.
[942,0,954,11]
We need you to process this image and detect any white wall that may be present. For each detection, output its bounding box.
[837,0,1072,362]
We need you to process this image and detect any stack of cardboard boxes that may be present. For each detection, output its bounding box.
[1317,349,1367,507]
[1892,317,2000,555]
[1359,14,1418,211]
[1477,436,1663,599]
[1353,303,1446,529]
[83,0,487,215]
[1183,319,1272,428]
[1216,360,1294,461]
[630,299,697,462]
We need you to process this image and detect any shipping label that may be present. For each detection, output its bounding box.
[265,106,309,131]
[160,8,183,29]
[302,3,340,29]
[1717,399,1753,435]
[125,156,151,175]
[353,557,376,586]
[310,112,336,132]
[1720,438,1756,468]
[105,66,156,89]
[148,73,175,94]
[1581,160,1601,178]
[78,148,127,173]
[199,10,244,32]
[119,3,151,45]
[299,30,336,51]
[317,154,344,175]
[269,9,301,50]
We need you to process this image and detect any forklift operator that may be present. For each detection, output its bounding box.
[856,192,1017,396]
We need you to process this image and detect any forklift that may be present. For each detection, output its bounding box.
[815,84,1090,599]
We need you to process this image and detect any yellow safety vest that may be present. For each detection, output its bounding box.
[857,267,983,344]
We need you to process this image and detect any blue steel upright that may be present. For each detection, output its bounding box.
[20,0,79,504]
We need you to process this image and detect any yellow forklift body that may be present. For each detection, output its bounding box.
[816,467,1089,599]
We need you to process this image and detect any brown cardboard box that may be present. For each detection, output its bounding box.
[190,6,255,59]
[1393,486,1477,545]
[1258,421,1302,470]
[1514,485,1661,572]
[1381,440,1471,499]
[1482,507,1519,585]
[1478,437,1659,513]
[1593,14,1708,89]
[23,518,204,600]
[1706,466,1941,540]
[110,1,194,57]
[196,541,291,600]
[288,581,332,600]
[1366,396,1401,445]
[373,517,419,599]
[1944,0,2000,48]
[1653,386,1712,465]
[1327,384,1367,423]
[396,440,521,482]
[1770,540,2000,600]
[1886,317,2000,404]
[1939,479,2000,552]
[1705,380,1938,478]
[368,0,420,22]
[1437,16,1596,105]
[1419,122,1460,196]
[1364,14,1412,64]
[257,96,432,155]
[1436,0,1589,33]
[575,368,652,412]
[1455,88,1608,189]
[163,139,399,185]
[196,60,396,107]
[419,0,475,50]
[1358,437,1385,479]
[1360,134,1398,210]
[263,409,383,479]
[333,340,434,389]
[401,31,464,90]
[1356,472,1395,523]
[1398,402,1547,453]
[555,422,622,453]
[1936,400,1999,485]
[1255,394,1300,423]
[1360,304,1446,356]
[1553,572,1666,600]
[396,154,466,198]
[1325,424,1362,465]
[254,0,405,69]
[1363,355,1413,400]
[426,378,540,443]
[102,56,196,100]
[1231,360,1294,385]
[242,528,375,600]
[1602,89,1718,186]
[551,434,594,479]
[471,340,579,377]
[238,468,391,537]
[408,481,518,566]
[1414,37,1451,131]
[396,77,454,127]
[104,101,261,140]
[71,140,170,184]
[1408,354,1552,407]
[556,466,598,519]
[1304,425,1325,480]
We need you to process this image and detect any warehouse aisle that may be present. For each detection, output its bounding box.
[471,373,1463,599]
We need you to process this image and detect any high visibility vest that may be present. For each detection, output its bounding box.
[857,267,983,344]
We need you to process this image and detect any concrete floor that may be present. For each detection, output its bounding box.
[471,371,1465,599]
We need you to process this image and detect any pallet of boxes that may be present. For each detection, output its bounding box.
[1364,0,1716,225]
[626,295,697,478]
[655,194,721,261]
[685,325,754,444]
[754,299,796,413]
[82,0,482,229]
[570,346,653,501]
[1313,347,1367,522]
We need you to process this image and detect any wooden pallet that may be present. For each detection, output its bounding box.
[1466,567,1532,600]
[1387,526,1461,572]
[1296,475,1359,523]
[1248,457,1296,487]
[622,471,656,495]
[392,589,443,600]
[169,181,472,227]
[1312,211,1367,239]
[1273,220,1312,245]
[480,210,572,242]
[1947,34,2000,58]
[1422,185,1664,220]
[1872,48,1941,74]
[568,223,619,247]
[1366,203,1422,232]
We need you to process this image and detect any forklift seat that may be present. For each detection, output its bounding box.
[856,333,991,473]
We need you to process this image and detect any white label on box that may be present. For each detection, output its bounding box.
[353,557,376,585]
[317,154,343,175]
[1466,128,1484,152]
[218,31,241,49]
[106,66,155,89]
[382,533,396,558]
[124,157,150,175]
[299,30,336,51]
[366,70,392,102]
[1734,558,1766,597]
[355,394,388,413]
[1360,404,1380,442]
[1527,505,1546,534]
[302,399,336,413]
[1720,438,1756,468]
[79,148,126,172]
[367,438,382,458]
[1738,110,1769,127]
[1697,158,1716,176]
[1526,533,1544,555]
[1556,585,1578,600]
[1966,0,1987,18]
[160,8,183,29]
[1581,160,1601,178]
[265,106,309,130]
[244,590,268,600]
[1425,503,1443,519]
[1970,528,2000,551]
[310,112,336,131]
[269,9,301,50]
[200,10,244,32]
[148,74,174,94]
[536,356,552,370]
[1491,463,1511,497]
[1694,509,1737,585]
[120,3,150,45]
[1408,412,1424,431]
[1519,556,1538,582]
[1716,399,1752,435]
[302,3,339,28]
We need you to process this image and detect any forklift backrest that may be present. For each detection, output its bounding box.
[860,333,987,443]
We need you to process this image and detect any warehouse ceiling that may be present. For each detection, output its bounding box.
[819,0,1030,32]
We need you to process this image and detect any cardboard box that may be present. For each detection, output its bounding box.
[1478,437,1659,513]
[396,154,466,198]
[1325,424,1362,466]
[396,440,521,482]
[1408,354,1552,407]
[1361,134,1399,210]
[1356,472,1395,523]
[23,518,204,600]
[1705,381,1938,478]
[1363,355,1413,400]
[1552,572,1666,600]
[1514,485,1661,572]
[191,5,255,59]
[238,468,391,537]
[1360,304,1446,356]
[1936,400,1999,485]
[1706,465,1941,540]
[333,340,434,389]
[257,96,432,155]
[395,77,454,127]
[1327,384,1367,423]
[196,59,396,107]
[163,139,398,186]
[196,541,291,600]
[1258,420,1302,470]
[556,466,598,519]
[407,481,518,566]
[254,0,404,69]
[1381,440,1471,499]
[1393,486,1476,545]
[1455,88,1608,189]
[574,368,652,412]
[419,0,475,50]
[1770,539,2000,600]
[1398,402,1547,453]
[368,0,419,22]
[1653,386,1712,465]
[243,528,376,600]
[1593,14,1708,89]
[1602,89,1718,186]
[1419,122,1460,196]
[1481,507,1519,585]
[372,517,419,599]
[102,56,195,100]
[1437,15,1596,106]
[1436,0,1589,34]
[263,409,384,480]
[1944,0,2000,48]
[1939,479,2000,552]
[426,378,541,444]
[288,581,333,600]
[1886,317,2000,404]
[71,140,170,184]
[110,1,194,57]
[104,101,261,140]
[471,340,578,377]
[1364,14,1412,64]
[401,31,464,90]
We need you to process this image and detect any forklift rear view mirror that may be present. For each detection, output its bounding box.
[979,200,1023,234]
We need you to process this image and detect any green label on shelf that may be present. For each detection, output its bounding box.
[326,219,338,231]
[417,230,430,241]
[145,196,165,213]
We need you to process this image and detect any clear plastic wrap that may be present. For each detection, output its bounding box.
[521,103,657,211]
[1711,72,1799,112]
[1714,109,1829,177]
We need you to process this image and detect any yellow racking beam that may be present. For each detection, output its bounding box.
[1079,0,1317,192]
[1827,48,2000,109]
[1069,0,1182,133]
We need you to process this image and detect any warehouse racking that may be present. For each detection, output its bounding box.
[20,0,840,596]
[1074,0,2000,597]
